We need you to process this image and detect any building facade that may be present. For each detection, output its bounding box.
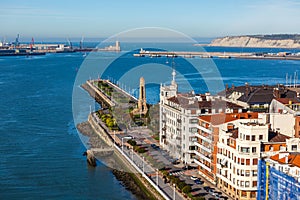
[159,70,242,164]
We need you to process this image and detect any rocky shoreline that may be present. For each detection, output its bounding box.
[112,169,154,200]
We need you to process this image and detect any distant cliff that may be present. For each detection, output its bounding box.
[209,34,300,48]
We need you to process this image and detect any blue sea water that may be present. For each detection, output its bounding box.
[0,43,300,199]
[0,53,137,200]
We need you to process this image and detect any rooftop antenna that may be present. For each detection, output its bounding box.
[296,71,298,88]
[294,71,297,88]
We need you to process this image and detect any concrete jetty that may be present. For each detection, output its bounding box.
[134,50,300,60]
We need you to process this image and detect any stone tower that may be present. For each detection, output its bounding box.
[132,77,148,115]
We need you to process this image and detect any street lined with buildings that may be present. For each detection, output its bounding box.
[82,66,300,199]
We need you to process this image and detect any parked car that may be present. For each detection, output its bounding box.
[150,144,159,149]
[123,135,134,139]
[194,179,204,185]
[190,176,198,180]
[171,159,180,164]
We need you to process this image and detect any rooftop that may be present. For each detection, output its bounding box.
[268,131,290,142]
[220,84,297,104]
[270,153,300,168]
[199,112,258,126]
[275,98,300,105]
[167,95,243,110]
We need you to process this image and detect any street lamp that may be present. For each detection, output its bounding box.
[113,130,116,147]
[142,156,145,174]
[156,169,159,186]
[173,183,176,200]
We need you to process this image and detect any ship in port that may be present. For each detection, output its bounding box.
[0,34,121,56]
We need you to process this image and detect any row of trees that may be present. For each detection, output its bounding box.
[160,169,204,200]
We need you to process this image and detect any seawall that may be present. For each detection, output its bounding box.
[81,114,166,200]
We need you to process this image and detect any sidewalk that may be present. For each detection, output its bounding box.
[122,146,185,200]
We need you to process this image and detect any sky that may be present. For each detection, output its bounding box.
[1,0,300,41]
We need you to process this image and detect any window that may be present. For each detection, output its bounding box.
[189,127,197,133]
[246,159,250,165]
[246,170,250,176]
[189,119,198,124]
[253,181,257,187]
[241,147,250,153]
[246,135,250,140]
[245,181,250,187]
[250,191,256,198]
[241,181,244,186]
[292,145,298,151]
[252,147,257,153]
[253,170,257,176]
[251,135,255,141]
[242,191,247,197]
[253,158,258,165]
[259,135,263,140]
[241,170,245,176]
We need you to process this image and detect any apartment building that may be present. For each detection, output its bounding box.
[195,113,258,185]
[159,70,243,164]
[258,151,300,199]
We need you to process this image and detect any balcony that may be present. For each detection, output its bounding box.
[194,142,212,153]
[197,124,212,134]
[194,151,211,162]
[195,133,212,143]
[194,158,212,172]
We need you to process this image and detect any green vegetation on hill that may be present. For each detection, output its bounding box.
[248,34,300,40]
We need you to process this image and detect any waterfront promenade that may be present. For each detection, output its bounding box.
[82,78,232,200]
[88,112,184,200]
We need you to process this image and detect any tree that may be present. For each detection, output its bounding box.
[182,185,192,194]
[178,181,187,190]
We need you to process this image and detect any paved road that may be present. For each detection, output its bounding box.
[122,146,184,200]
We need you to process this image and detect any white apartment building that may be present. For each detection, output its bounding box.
[159,70,243,164]
[217,120,267,200]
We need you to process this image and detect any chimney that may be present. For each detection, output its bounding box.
[285,155,289,164]
[273,88,280,98]
[225,83,229,92]
[231,84,235,90]
[245,83,250,96]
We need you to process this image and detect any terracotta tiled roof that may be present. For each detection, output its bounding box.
[270,153,300,168]
[199,112,258,126]
[291,154,300,168]
[275,98,300,105]
[268,131,290,142]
